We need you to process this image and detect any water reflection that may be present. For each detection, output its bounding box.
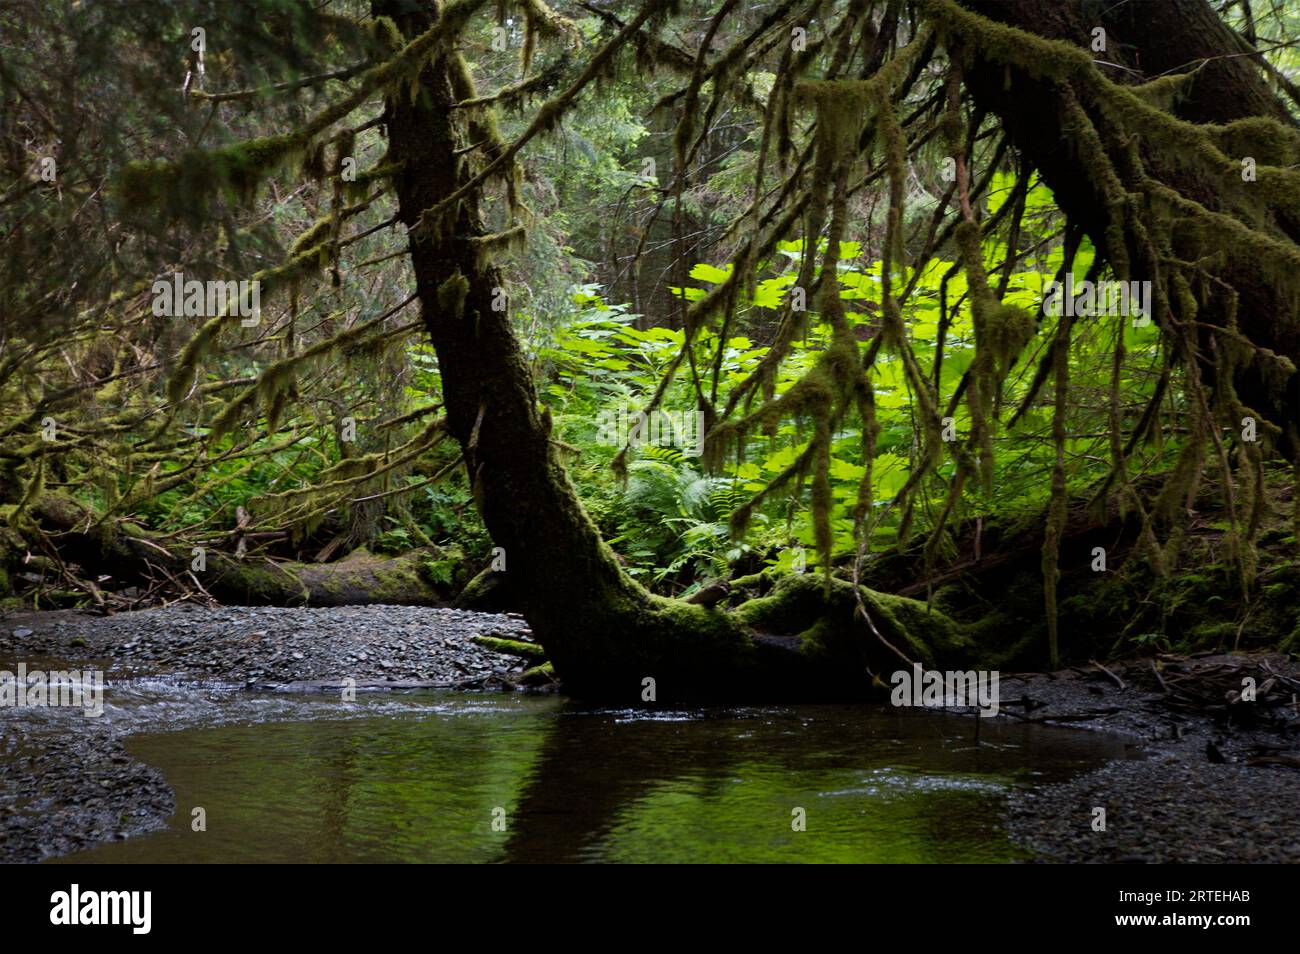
[55,693,1135,863]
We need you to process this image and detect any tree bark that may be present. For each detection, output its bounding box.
[375,0,761,698]
[956,0,1300,457]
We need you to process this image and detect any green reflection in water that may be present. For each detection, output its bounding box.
[58,695,1134,863]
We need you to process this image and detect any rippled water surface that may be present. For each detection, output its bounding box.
[47,684,1136,863]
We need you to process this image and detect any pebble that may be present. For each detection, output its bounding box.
[0,604,536,687]
[0,603,542,863]
[1000,659,1300,864]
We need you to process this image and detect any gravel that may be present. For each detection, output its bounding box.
[2,603,538,689]
[999,655,1300,863]
[1009,760,1300,864]
[0,603,542,862]
[0,726,173,862]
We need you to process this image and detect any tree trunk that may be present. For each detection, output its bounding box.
[375,0,763,698]
[373,1,980,700]
[957,0,1300,457]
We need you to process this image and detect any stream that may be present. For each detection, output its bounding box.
[19,674,1141,863]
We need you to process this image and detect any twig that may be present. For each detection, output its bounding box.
[1150,659,1168,693]
[1090,658,1126,690]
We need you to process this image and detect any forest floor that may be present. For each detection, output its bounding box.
[2,604,1298,863]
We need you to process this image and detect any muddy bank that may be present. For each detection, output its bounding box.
[1000,655,1300,863]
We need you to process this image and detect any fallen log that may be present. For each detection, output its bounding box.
[11,495,455,607]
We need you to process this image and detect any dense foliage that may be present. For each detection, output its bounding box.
[4,0,1300,665]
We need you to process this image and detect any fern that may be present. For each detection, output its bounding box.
[617,451,751,587]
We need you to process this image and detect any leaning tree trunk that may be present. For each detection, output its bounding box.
[374,0,763,699]
[373,0,979,700]
[371,0,1289,698]
[956,0,1300,458]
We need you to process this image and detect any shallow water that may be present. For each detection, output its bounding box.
[48,688,1139,863]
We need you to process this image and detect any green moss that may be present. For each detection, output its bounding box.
[454,567,509,610]
[467,226,526,271]
[1128,72,1194,111]
[517,661,557,686]
[437,272,470,320]
[472,635,547,660]
[736,573,976,670]
[1281,618,1300,655]
[116,134,304,220]
[1209,116,1300,169]
[987,304,1037,380]
[729,569,776,592]
[368,14,404,50]
[1187,620,1236,650]
[115,0,491,219]
[367,558,424,601]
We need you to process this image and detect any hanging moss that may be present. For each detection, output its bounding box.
[467,225,526,271]
[116,134,306,220]
[952,220,999,488]
[1127,72,1195,111]
[1041,314,1071,669]
[796,80,873,165]
[249,417,444,527]
[437,271,470,320]
[300,140,329,182]
[367,14,405,51]
[7,461,44,529]
[116,0,490,219]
